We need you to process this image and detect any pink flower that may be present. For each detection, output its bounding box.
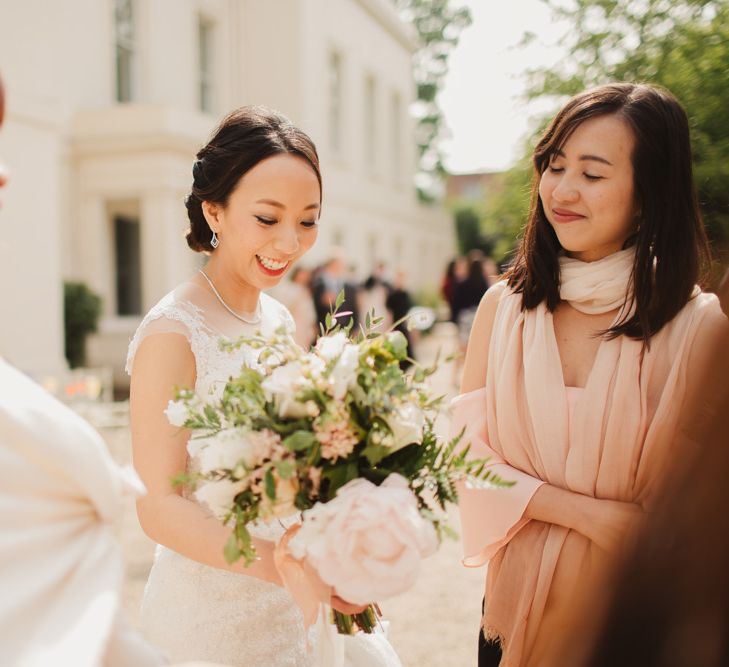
[315,418,359,461]
[289,474,438,604]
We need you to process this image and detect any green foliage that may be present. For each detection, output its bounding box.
[524,0,729,263]
[454,206,483,254]
[63,281,102,368]
[393,0,472,202]
[479,157,533,264]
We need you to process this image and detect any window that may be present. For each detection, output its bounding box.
[391,92,402,184]
[198,18,214,113]
[113,215,142,315]
[114,0,135,103]
[364,75,376,174]
[329,52,343,153]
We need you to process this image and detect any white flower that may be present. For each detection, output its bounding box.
[315,331,348,361]
[261,362,311,418]
[187,428,278,473]
[194,478,247,520]
[384,403,425,452]
[329,343,360,400]
[289,473,438,604]
[165,399,189,427]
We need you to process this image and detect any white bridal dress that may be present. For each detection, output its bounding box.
[126,278,402,667]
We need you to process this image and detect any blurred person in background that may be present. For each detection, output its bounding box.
[386,269,415,370]
[312,252,360,332]
[451,82,725,666]
[441,256,468,323]
[268,265,317,349]
[359,261,393,331]
[452,252,490,352]
[482,256,500,285]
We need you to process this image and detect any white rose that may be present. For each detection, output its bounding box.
[384,403,425,452]
[329,344,360,400]
[315,331,348,361]
[165,399,189,427]
[262,362,311,418]
[289,473,438,604]
[194,478,247,520]
[187,428,277,473]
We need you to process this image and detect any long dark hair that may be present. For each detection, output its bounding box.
[185,106,321,252]
[506,82,710,343]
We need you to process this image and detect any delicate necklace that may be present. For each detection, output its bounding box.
[198,269,262,325]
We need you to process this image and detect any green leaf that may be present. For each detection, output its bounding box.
[264,469,276,500]
[323,462,359,498]
[283,430,317,452]
[275,459,296,480]
[361,441,393,466]
[335,290,345,310]
[224,532,242,564]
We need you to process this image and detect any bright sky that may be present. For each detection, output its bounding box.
[439,0,569,174]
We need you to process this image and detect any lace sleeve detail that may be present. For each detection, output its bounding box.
[125,298,210,376]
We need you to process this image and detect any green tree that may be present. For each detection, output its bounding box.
[393,0,472,202]
[524,0,729,264]
[64,281,102,368]
[480,157,533,265]
[454,205,494,255]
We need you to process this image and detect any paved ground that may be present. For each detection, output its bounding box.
[98,323,485,666]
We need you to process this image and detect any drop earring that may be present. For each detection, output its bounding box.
[210,230,219,249]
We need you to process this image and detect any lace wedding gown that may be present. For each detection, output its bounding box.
[126,278,402,667]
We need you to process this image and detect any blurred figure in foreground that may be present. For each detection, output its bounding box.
[0,70,165,667]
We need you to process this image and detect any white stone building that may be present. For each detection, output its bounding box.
[0,0,455,388]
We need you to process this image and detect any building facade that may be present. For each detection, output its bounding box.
[0,0,455,387]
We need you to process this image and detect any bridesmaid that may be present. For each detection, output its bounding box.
[452,82,728,666]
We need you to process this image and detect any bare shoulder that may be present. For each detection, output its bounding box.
[130,332,196,395]
[460,281,511,393]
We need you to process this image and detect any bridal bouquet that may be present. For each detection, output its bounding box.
[167,297,510,633]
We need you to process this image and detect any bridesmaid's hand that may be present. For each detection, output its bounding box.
[578,496,644,554]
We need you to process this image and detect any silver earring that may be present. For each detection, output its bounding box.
[210,231,219,249]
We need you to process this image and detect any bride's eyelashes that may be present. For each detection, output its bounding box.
[254,214,317,228]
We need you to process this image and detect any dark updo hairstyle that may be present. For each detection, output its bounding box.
[506,82,711,344]
[185,105,322,252]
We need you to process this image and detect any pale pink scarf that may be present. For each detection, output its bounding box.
[452,249,720,666]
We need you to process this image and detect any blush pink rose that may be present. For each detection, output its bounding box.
[288,473,438,604]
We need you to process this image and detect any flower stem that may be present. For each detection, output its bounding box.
[332,604,379,634]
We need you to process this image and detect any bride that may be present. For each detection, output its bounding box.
[127,106,401,666]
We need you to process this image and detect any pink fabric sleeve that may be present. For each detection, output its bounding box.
[450,387,545,567]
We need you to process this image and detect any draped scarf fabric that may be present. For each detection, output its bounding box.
[452,263,720,666]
